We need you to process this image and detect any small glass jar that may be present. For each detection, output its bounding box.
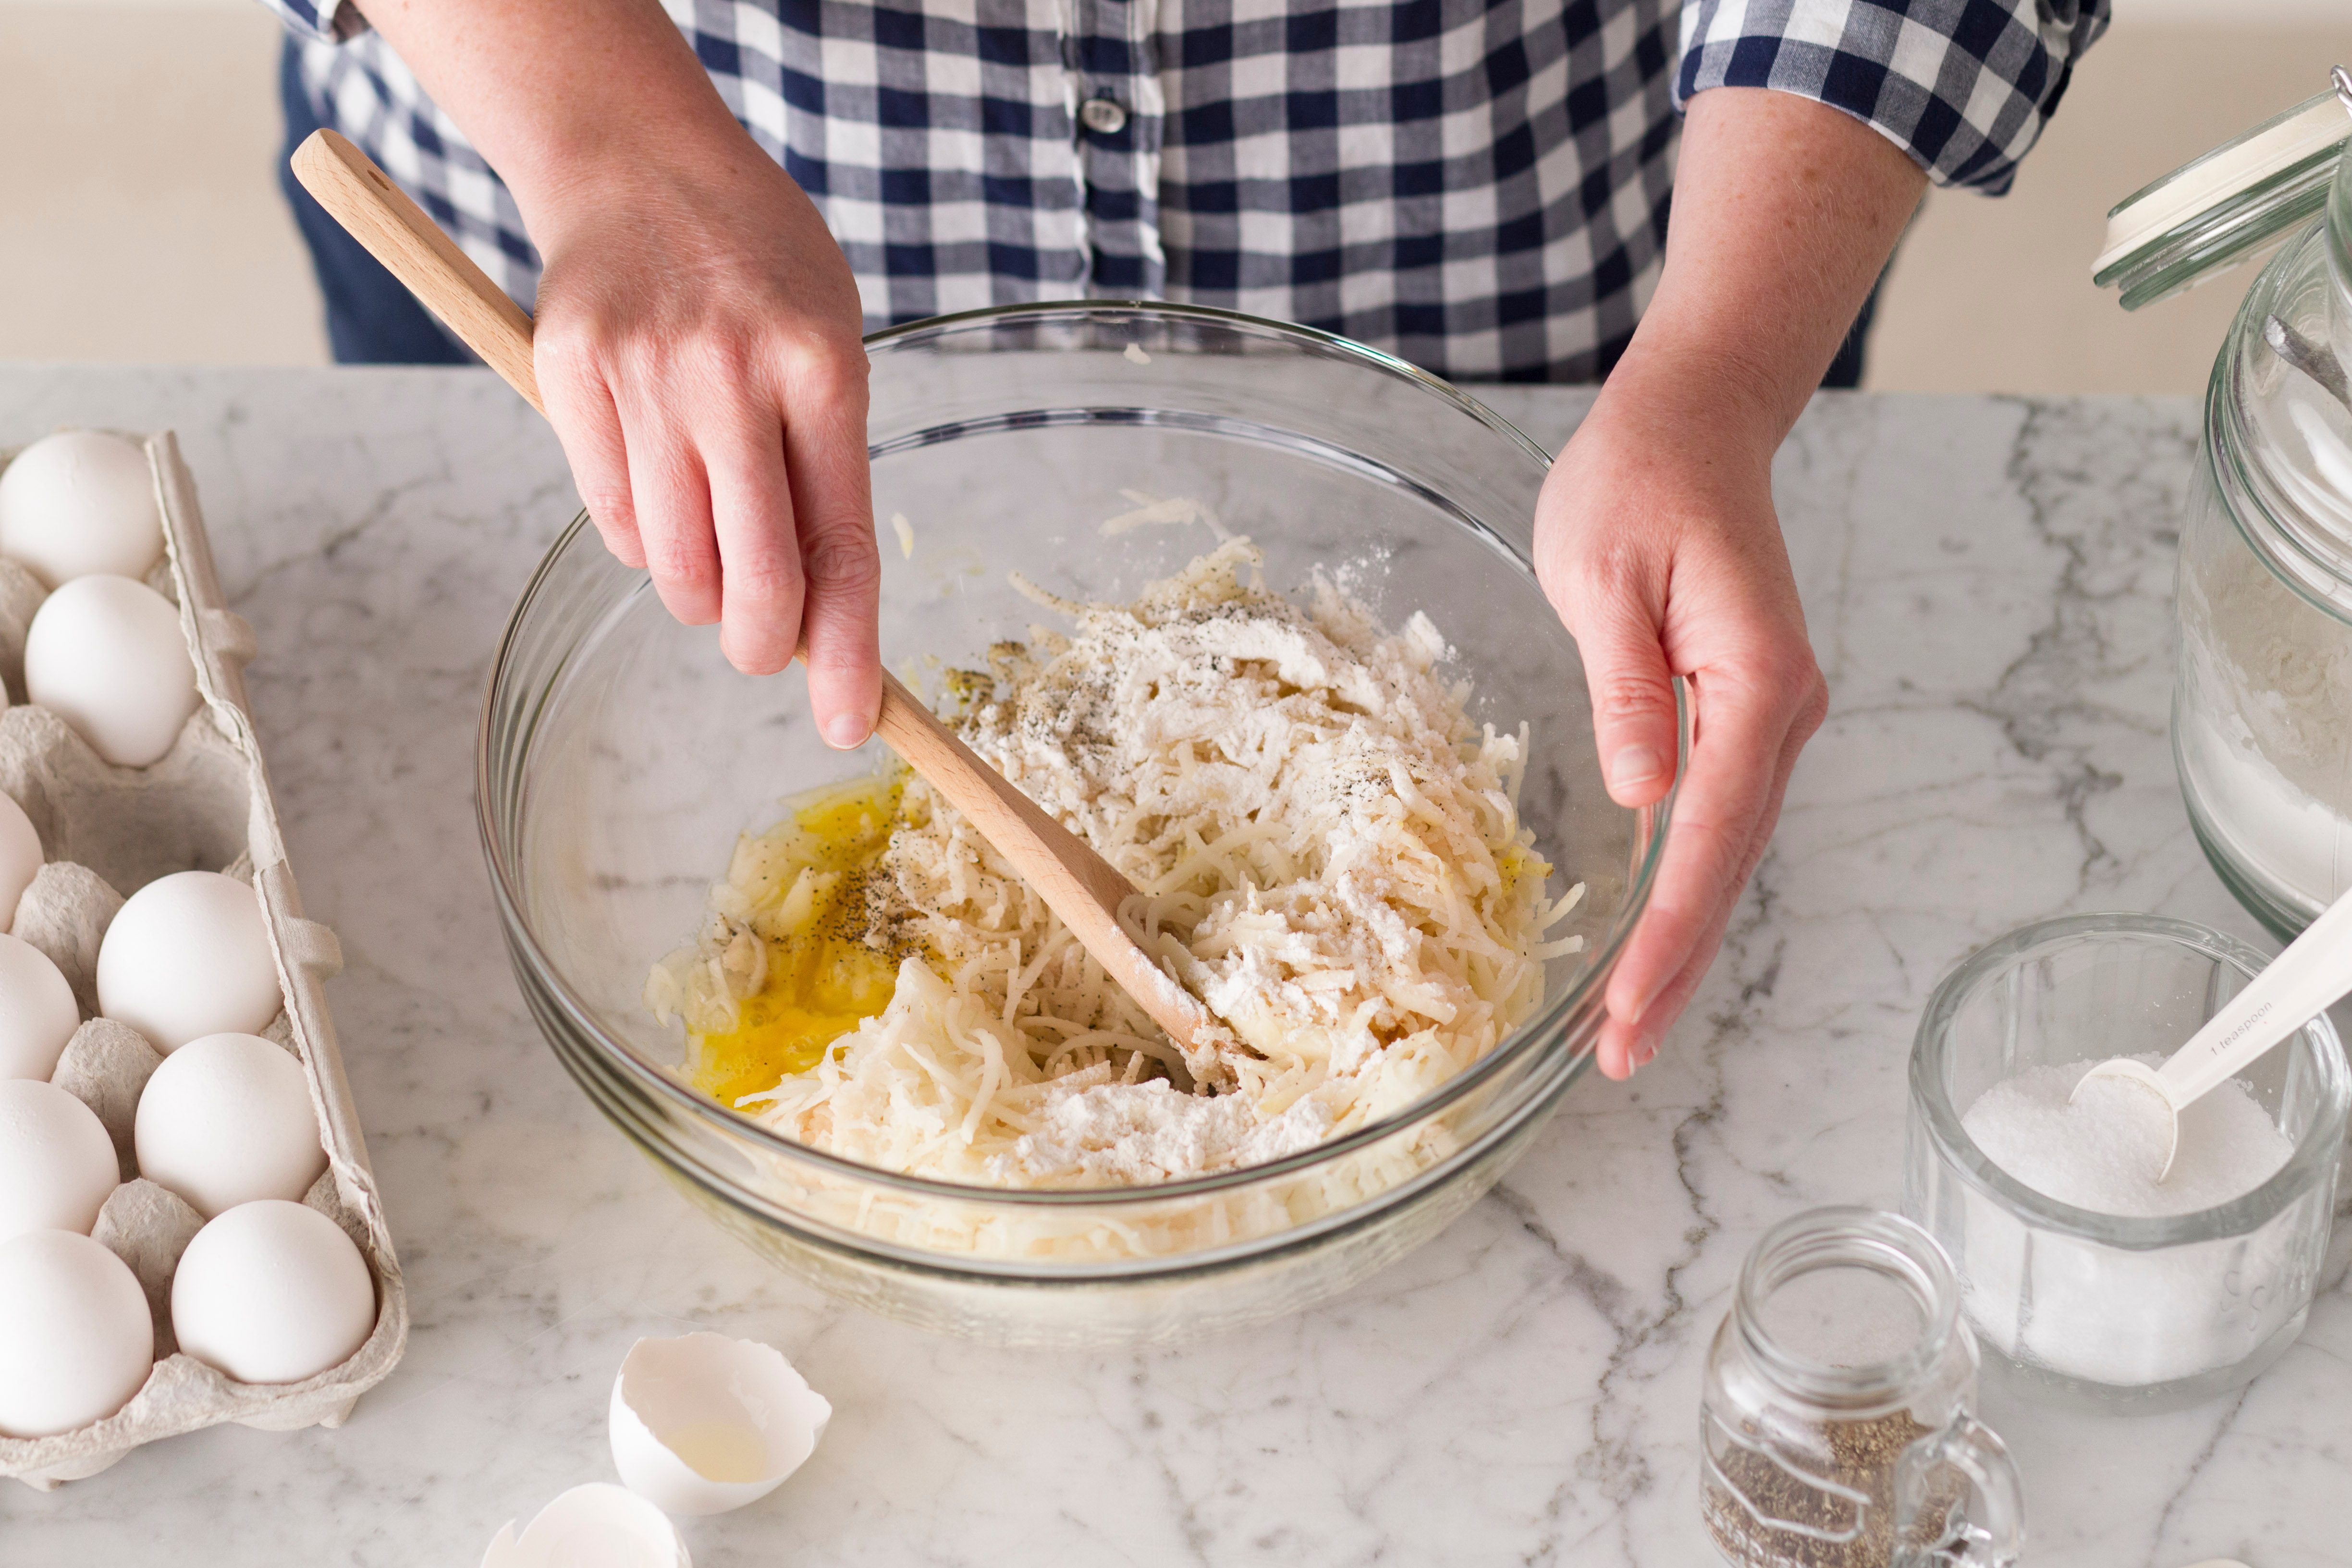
[2099,76,2352,938]
[1905,914,2349,1412]
[1700,1207,2022,1568]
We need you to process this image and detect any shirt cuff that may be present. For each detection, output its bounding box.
[1674,0,2111,196]
[255,0,370,45]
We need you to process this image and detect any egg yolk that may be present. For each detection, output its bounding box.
[690,778,913,1106]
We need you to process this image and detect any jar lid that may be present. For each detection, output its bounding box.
[2094,68,2352,311]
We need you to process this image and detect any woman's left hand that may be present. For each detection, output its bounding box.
[1535,362,1827,1081]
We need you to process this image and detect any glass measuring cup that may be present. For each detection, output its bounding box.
[1700,1207,2021,1568]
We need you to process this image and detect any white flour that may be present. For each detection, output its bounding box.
[2176,387,2352,913]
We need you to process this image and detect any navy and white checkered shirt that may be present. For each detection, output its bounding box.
[263,0,2107,382]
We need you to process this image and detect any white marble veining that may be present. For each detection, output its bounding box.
[0,368,2340,1567]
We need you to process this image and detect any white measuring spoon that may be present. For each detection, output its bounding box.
[2074,882,2352,1180]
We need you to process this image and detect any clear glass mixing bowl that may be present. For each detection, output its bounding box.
[477,302,1679,1346]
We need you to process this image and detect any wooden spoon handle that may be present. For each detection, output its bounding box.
[290,129,544,412]
[872,672,1212,1049]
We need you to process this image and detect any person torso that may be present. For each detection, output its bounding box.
[298,0,1683,381]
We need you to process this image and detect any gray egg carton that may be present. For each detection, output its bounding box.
[0,432,407,1489]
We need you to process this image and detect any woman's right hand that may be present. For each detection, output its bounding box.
[349,0,884,748]
[528,137,882,746]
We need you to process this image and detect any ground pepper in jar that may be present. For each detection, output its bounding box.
[1698,1209,2021,1568]
[1703,1409,1962,1568]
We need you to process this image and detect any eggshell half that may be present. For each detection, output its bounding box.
[608,1331,832,1516]
[481,1483,691,1568]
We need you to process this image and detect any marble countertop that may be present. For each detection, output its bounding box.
[0,367,2340,1567]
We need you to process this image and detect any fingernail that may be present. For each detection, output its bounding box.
[1634,1039,1658,1067]
[1610,745,1662,793]
[823,711,870,749]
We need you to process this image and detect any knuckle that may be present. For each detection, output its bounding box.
[728,551,806,607]
[720,619,794,675]
[644,528,717,589]
[1768,649,1828,712]
[682,332,757,394]
[578,484,634,531]
[1595,673,1671,724]
[535,323,597,378]
[803,530,882,599]
[786,336,870,406]
[1794,672,1831,735]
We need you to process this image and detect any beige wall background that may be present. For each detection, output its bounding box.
[2,0,2349,392]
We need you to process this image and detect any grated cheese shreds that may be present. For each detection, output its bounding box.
[651,538,1582,1193]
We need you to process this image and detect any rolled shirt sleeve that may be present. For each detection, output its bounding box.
[1675,0,2112,195]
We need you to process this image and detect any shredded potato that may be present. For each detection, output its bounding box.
[649,538,1582,1190]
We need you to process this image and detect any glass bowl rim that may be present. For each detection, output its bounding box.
[1909,909,2351,1249]
[476,299,1683,1209]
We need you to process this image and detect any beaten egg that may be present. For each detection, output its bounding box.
[686,775,919,1106]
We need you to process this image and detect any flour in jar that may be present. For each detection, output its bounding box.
[646,537,1586,1188]
[2177,530,2352,910]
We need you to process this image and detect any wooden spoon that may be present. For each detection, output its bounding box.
[290,128,1215,1054]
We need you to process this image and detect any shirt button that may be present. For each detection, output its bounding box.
[1079,97,1129,135]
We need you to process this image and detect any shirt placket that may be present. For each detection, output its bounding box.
[1061,0,1164,296]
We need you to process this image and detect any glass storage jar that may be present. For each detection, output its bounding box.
[1905,914,2348,1413]
[1700,1208,2022,1568]
[2098,74,2352,937]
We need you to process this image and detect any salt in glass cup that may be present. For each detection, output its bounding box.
[1701,1207,2022,1568]
[1905,913,2349,1413]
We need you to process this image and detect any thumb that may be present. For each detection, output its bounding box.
[1575,596,1680,808]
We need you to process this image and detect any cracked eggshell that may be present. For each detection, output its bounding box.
[481,1483,690,1568]
[608,1331,832,1516]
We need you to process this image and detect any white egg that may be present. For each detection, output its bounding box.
[0,932,77,1081]
[608,1331,832,1516]
[171,1199,374,1384]
[481,1484,691,1568]
[0,430,165,589]
[0,1078,118,1242]
[98,870,281,1053]
[24,574,198,768]
[0,1228,153,1437]
[134,1033,325,1217]
[0,790,42,929]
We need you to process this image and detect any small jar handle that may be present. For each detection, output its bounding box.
[1892,1414,2024,1567]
